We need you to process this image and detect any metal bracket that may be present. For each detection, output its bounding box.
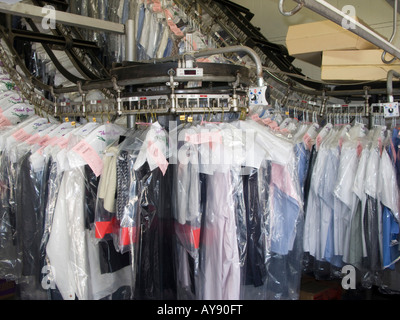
[278,0,304,16]
[77,81,88,116]
[166,69,179,113]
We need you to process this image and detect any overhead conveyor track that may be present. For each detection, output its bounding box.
[0,0,399,117]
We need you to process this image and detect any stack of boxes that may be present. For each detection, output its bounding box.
[285,18,400,81]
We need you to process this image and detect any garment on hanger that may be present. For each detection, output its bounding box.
[301,115,400,288]
[44,122,132,300]
[170,123,203,299]
[166,115,306,300]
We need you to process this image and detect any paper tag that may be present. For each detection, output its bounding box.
[280,128,289,134]
[12,128,31,142]
[303,132,313,151]
[357,141,363,158]
[268,121,278,129]
[26,133,41,145]
[148,140,168,176]
[57,137,69,149]
[262,118,271,125]
[43,136,59,147]
[71,140,103,177]
[0,115,12,127]
[38,135,51,146]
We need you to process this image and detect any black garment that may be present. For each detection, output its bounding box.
[84,165,100,229]
[197,172,208,300]
[38,156,53,270]
[363,195,381,272]
[0,153,19,280]
[242,169,265,287]
[84,165,130,274]
[303,144,317,212]
[135,162,176,300]
[16,152,44,278]
[116,150,130,221]
[14,152,48,299]
[38,158,65,300]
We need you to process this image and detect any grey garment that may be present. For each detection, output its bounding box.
[175,242,196,300]
[345,198,364,270]
[39,158,64,298]
[117,128,147,254]
[0,153,19,280]
[16,151,43,278]
[232,168,247,269]
[202,171,241,300]
[172,126,202,300]
[172,142,201,225]
[116,150,129,221]
[363,195,382,271]
[41,160,63,249]
[116,128,148,222]
[258,159,270,264]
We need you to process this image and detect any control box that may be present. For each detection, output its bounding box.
[176,68,203,77]
[249,86,269,106]
[383,102,399,118]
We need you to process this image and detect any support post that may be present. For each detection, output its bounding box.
[125,19,136,128]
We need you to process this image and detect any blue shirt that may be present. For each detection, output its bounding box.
[382,205,400,270]
[270,184,300,255]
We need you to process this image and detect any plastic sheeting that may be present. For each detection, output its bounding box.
[4,102,400,299]
[301,119,400,292]
[166,118,305,300]
[0,105,134,299]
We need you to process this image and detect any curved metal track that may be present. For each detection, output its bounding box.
[0,0,394,104]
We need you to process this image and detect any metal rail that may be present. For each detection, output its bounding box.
[290,0,400,60]
[0,2,125,34]
[387,69,400,102]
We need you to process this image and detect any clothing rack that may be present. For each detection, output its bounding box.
[1,0,400,129]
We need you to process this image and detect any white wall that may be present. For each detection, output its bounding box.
[232,0,400,80]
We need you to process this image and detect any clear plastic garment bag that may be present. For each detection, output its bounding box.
[301,113,400,290]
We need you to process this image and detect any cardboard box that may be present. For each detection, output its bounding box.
[321,49,400,81]
[286,18,377,66]
[300,276,342,300]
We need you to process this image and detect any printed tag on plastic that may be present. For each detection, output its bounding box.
[71,140,103,177]
[148,140,168,175]
[383,102,399,118]
[12,128,31,142]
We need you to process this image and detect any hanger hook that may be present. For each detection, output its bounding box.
[278,0,304,16]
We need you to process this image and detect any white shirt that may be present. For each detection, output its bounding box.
[46,166,87,300]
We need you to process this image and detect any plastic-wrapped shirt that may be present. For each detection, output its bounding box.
[334,141,359,264]
[379,147,400,270]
